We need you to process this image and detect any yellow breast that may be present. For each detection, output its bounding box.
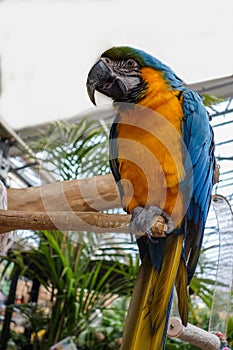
[115,67,185,226]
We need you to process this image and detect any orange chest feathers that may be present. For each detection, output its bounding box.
[114,67,185,221]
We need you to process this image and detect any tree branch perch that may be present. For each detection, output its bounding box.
[0,209,130,234]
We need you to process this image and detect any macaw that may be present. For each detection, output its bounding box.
[86,46,216,349]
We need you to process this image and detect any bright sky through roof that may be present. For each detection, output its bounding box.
[0,0,233,129]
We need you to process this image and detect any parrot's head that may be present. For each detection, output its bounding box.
[86,46,183,105]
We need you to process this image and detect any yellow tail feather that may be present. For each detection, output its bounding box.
[150,234,184,349]
[121,254,158,350]
[121,234,184,350]
[175,257,188,326]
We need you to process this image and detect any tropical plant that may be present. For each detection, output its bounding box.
[29,118,110,180]
[1,230,139,349]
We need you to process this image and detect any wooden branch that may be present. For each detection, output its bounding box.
[5,174,217,235]
[7,174,120,212]
[0,209,130,234]
[167,317,221,350]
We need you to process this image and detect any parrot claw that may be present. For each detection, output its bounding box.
[130,206,174,239]
[148,215,167,238]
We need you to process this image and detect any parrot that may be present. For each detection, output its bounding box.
[86,46,216,349]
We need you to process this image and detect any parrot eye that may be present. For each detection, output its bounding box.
[126,59,138,68]
[102,57,111,65]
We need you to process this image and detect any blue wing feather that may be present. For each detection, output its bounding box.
[109,113,128,210]
[109,114,120,181]
[181,89,215,283]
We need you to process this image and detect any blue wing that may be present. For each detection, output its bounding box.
[109,115,120,182]
[181,90,216,283]
[109,113,127,209]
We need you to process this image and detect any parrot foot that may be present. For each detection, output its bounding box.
[130,206,174,239]
[146,206,174,237]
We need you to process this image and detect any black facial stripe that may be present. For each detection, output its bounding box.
[128,80,148,103]
[114,67,140,76]
[109,59,141,75]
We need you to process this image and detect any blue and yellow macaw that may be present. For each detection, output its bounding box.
[86,46,216,349]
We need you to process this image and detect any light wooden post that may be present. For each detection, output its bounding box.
[167,317,221,350]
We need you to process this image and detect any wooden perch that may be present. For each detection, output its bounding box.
[3,173,218,235]
[167,317,221,350]
[7,164,220,213]
[4,173,218,235]
[0,209,130,234]
[0,174,169,234]
[7,174,120,212]
[0,174,127,234]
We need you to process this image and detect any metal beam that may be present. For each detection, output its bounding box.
[189,75,233,99]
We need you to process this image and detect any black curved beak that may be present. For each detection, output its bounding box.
[86,59,126,105]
